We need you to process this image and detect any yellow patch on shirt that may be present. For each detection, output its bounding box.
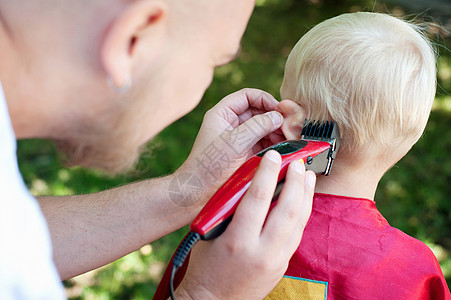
[265,276,328,300]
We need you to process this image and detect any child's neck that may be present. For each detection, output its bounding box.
[313,157,386,201]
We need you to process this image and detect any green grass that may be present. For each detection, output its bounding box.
[17,0,451,298]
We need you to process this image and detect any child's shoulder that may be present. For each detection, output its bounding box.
[311,193,442,273]
[294,194,450,299]
[365,226,449,299]
[382,224,441,270]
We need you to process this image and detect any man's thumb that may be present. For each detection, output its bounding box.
[266,111,284,127]
[251,111,283,133]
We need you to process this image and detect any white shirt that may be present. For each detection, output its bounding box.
[0,82,65,299]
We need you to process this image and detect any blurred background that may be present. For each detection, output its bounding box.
[17,0,450,298]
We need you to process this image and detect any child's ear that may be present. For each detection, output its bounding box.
[276,100,307,140]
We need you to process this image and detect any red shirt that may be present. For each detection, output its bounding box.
[266,193,450,299]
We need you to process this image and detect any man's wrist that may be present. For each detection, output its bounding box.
[173,281,222,300]
[172,285,195,300]
[171,163,211,210]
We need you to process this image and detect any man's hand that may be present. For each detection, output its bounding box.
[175,151,316,299]
[177,88,286,207]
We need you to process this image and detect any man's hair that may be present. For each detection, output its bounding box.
[281,12,436,153]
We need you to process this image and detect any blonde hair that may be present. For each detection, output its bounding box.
[281,12,436,152]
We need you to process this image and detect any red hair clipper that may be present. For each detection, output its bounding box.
[155,119,340,300]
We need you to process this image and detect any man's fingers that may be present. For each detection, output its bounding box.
[301,170,315,224]
[251,133,284,154]
[237,107,267,125]
[267,131,285,144]
[282,170,315,255]
[216,88,279,117]
[221,111,283,156]
[262,161,315,253]
[225,151,281,240]
[199,88,281,139]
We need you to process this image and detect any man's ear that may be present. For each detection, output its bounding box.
[275,100,307,140]
[101,0,168,88]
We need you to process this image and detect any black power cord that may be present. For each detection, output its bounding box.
[170,232,201,300]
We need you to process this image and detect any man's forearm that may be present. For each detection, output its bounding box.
[38,174,200,280]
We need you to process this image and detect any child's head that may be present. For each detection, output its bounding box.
[280,12,436,157]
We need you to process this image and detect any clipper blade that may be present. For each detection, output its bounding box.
[301,119,340,175]
[301,120,339,141]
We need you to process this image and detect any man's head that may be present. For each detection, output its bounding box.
[278,12,436,166]
[0,0,255,173]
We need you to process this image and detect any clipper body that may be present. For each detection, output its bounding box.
[191,120,340,240]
